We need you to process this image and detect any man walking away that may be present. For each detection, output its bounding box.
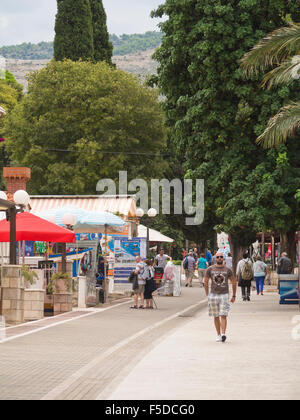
[184,250,196,287]
[277,252,293,292]
[277,252,293,275]
[237,253,254,301]
[204,252,237,343]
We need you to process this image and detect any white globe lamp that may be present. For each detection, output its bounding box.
[147,208,158,218]
[13,190,30,206]
[62,213,77,227]
[136,208,145,218]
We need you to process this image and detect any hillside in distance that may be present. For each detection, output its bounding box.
[6,49,158,89]
[2,32,161,89]
[0,32,162,60]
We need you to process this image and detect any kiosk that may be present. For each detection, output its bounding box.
[279,233,299,305]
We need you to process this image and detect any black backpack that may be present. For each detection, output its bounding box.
[128,271,137,283]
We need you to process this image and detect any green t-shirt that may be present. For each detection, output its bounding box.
[198,258,207,270]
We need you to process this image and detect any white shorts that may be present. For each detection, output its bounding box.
[208,294,230,317]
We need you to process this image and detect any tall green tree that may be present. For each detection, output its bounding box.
[152,0,300,269]
[4,60,167,195]
[0,71,23,189]
[241,22,300,148]
[89,0,113,64]
[54,0,94,61]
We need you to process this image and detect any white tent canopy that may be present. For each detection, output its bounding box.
[137,224,174,243]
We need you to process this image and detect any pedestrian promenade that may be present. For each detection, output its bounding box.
[107,291,300,400]
[0,287,206,400]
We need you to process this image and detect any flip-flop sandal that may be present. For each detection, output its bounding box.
[130,306,138,309]
[139,306,145,309]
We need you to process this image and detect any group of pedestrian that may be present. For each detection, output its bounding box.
[183,248,233,288]
[204,249,293,343]
[130,249,171,310]
[236,251,293,300]
[236,252,271,300]
[130,245,294,345]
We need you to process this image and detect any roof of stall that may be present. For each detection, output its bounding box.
[29,195,137,219]
[137,224,174,243]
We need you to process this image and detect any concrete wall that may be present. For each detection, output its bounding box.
[24,290,44,321]
[53,293,72,316]
[0,265,24,325]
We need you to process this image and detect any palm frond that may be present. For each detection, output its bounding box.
[241,22,300,76]
[257,102,300,148]
[262,55,300,88]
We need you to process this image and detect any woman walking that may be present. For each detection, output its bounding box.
[143,259,156,309]
[197,253,208,287]
[253,256,268,296]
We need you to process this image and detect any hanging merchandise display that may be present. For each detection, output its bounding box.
[35,242,47,255]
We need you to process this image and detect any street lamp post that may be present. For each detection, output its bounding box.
[0,190,30,265]
[13,190,30,265]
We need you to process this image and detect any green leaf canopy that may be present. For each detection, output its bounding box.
[152,0,300,252]
[4,60,167,195]
[54,0,94,61]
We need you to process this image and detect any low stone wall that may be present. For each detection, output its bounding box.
[0,265,24,325]
[53,293,73,316]
[24,290,44,321]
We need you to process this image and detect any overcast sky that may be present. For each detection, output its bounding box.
[0,0,164,47]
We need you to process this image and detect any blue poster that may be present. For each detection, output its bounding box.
[114,239,141,264]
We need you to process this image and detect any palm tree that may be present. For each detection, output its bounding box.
[241,22,300,148]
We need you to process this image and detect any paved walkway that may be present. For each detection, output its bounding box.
[107,292,300,401]
[1,282,299,400]
[0,285,206,400]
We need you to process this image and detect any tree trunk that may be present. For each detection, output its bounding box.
[280,232,289,255]
[228,234,246,276]
[280,231,296,268]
